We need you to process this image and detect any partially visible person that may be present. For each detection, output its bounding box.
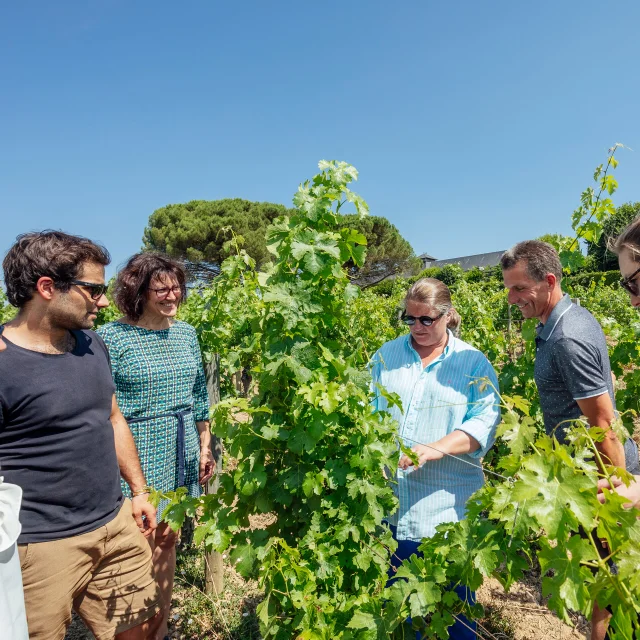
[501,240,639,640]
[596,217,640,513]
[0,475,28,639]
[0,327,20,636]
[0,231,161,639]
[98,252,214,639]
[597,472,639,640]
[371,278,501,640]
[597,475,640,509]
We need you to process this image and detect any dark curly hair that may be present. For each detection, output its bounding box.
[3,231,111,308]
[114,253,187,321]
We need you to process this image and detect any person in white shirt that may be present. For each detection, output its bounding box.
[0,474,29,640]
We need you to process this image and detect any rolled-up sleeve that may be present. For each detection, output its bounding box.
[456,358,501,458]
[369,350,383,413]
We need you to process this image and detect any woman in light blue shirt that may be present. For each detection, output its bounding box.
[371,277,501,640]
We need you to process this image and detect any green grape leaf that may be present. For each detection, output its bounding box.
[496,413,537,456]
[230,542,257,577]
[374,383,404,413]
[511,454,596,538]
[539,535,596,619]
[408,581,441,618]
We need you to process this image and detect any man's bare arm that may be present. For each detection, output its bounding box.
[110,395,157,535]
[576,393,625,468]
[111,395,147,491]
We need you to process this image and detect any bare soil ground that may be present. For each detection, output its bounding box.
[477,578,588,640]
[65,566,589,640]
[65,549,262,640]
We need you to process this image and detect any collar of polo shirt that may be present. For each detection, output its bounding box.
[536,293,573,342]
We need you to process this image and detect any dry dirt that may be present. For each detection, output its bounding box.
[65,574,590,640]
[477,577,588,640]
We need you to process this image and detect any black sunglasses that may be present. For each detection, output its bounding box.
[620,266,640,296]
[69,280,108,301]
[401,311,444,327]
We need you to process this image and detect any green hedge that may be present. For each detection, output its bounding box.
[564,270,620,288]
[369,279,401,296]
[370,264,498,296]
[369,267,621,298]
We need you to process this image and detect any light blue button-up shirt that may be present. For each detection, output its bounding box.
[371,330,501,541]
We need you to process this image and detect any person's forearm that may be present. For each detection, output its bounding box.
[596,434,625,468]
[576,394,625,469]
[629,475,640,509]
[434,430,480,456]
[111,406,147,493]
[589,414,625,468]
[197,420,211,449]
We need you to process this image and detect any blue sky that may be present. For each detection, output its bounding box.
[1,1,639,277]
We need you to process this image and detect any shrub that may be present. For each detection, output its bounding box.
[565,270,620,289]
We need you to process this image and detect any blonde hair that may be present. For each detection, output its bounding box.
[610,216,640,259]
[404,278,461,336]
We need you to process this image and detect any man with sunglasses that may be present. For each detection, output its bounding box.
[0,231,162,639]
[501,239,639,640]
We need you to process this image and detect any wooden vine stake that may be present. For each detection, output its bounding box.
[204,356,224,595]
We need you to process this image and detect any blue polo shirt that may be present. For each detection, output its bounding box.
[534,293,639,471]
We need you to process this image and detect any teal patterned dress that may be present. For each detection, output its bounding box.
[97,320,209,520]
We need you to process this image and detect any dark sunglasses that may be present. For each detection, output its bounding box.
[620,266,640,296]
[401,311,444,327]
[69,280,108,301]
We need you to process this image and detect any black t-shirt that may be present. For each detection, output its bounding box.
[0,328,123,543]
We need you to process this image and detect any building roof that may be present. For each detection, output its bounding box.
[432,250,505,271]
[418,252,438,261]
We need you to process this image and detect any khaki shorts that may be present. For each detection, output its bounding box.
[19,499,161,640]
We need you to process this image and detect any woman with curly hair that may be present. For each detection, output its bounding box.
[98,253,214,640]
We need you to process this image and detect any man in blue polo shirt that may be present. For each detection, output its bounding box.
[501,240,638,468]
[501,239,639,640]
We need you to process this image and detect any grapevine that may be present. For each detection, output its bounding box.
[159,154,640,639]
[162,161,404,639]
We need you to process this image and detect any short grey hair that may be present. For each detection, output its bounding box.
[500,240,563,282]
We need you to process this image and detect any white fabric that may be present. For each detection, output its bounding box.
[0,478,29,640]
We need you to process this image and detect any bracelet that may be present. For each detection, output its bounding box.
[131,485,152,497]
